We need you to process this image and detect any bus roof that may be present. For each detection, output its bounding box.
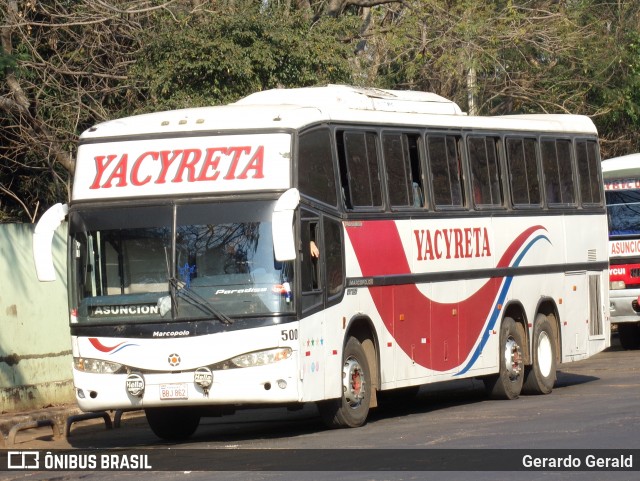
[602,153,640,179]
[79,85,598,141]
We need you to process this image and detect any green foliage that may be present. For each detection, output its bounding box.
[0,49,17,78]
[130,6,357,112]
[4,0,640,222]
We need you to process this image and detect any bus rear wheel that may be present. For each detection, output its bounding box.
[522,314,557,395]
[145,407,200,441]
[484,317,525,400]
[318,336,372,428]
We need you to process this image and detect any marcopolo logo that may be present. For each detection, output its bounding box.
[152,330,190,337]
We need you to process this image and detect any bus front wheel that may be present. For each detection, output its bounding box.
[484,317,525,400]
[522,314,557,395]
[318,336,372,428]
[145,407,200,441]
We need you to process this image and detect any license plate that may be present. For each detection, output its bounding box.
[160,383,188,400]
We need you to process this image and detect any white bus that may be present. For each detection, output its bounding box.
[34,85,609,440]
[602,153,640,349]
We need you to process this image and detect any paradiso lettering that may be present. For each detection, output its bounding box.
[89,145,265,190]
[414,227,491,261]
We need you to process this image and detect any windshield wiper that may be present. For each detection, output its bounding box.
[169,278,234,325]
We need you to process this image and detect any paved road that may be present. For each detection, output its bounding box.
[2,335,639,480]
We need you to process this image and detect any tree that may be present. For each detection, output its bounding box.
[0,0,163,222]
[2,0,640,223]
[129,2,358,111]
[362,0,640,158]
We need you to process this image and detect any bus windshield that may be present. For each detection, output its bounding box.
[68,200,294,324]
[606,189,640,237]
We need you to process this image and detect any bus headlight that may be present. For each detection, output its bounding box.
[610,280,626,290]
[74,357,125,374]
[230,347,292,368]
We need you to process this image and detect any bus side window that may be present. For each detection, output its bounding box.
[576,139,603,206]
[341,131,383,209]
[427,134,465,209]
[541,140,561,205]
[382,133,425,207]
[324,216,344,300]
[506,137,541,207]
[382,132,425,209]
[300,213,323,313]
[382,133,412,207]
[542,139,576,206]
[468,136,503,207]
[301,220,320,291]
[407,135,425,208]
[298,128,338,208]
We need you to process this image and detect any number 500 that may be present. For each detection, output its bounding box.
[281,329,298,341]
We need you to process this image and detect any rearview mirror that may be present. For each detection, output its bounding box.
[272,189,299,261]
[33,203,68,281]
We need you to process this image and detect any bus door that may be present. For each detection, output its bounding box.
[298,209,326,400]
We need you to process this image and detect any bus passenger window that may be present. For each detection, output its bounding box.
[576,140,603,206]
[468,136,503,207]
[342,131,383,209]
[382,133,425,209]
[427,134,464,208]
[407,135,425,208]
[542,139,576,206]
[324,217,344,299]
[301,219,321,292]
[383,133,411,207]
[506,137,541,207]
[300,215,323,313]
[298,128,338,207]
[541,140,561,204]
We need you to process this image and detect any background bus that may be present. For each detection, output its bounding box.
[34,85,609,440]
[603,153,640,349]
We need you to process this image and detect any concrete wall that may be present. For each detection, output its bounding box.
[0,223,74,413]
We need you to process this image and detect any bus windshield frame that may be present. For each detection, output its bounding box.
[68,199,295,325]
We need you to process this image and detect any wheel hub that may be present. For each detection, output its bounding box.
[504,336,523,381]
[537,331,553,377]
[343,357,366,408]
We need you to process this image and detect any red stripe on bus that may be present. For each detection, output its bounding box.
[345,221,544,372]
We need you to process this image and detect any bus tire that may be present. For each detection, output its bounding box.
[484,317,525,400]
[618,323,640,350]
[145,407,200,441]
[318,336,371,428]
[522,314,557,395]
